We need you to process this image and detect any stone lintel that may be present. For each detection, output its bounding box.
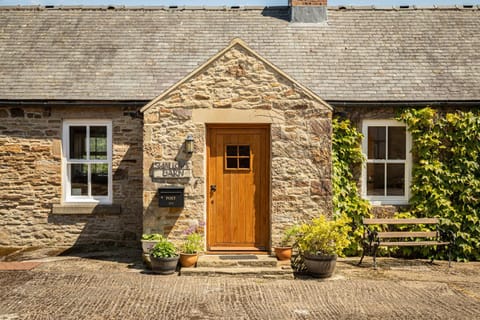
[192,109,281,124]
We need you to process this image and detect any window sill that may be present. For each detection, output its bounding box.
[51,204,121,215]
[368,200,410,206]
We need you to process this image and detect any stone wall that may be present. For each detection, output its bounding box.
[0,105,143,248]
[143,42,332,249]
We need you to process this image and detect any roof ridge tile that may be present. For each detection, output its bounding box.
[1,5,478,11]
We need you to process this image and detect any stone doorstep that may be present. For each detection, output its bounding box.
[196,254,280,268]
[180,266,294,279]
[142,254,294,278]
[181,255,294,279]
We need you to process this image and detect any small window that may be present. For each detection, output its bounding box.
[225,145,251,170]
[62,120,112,203]
[362,120,411,205]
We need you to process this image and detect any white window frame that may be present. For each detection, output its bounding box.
[361,119,411,205]
[62,120,113,204]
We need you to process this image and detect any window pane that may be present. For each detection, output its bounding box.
[239,158,250,169]
[69,126,86,159]
[238,145,250,157]
[91,164,108,196]
[368,127,386,159]
[90,126,107,160]
[367,163,385,196]
[388,127,406,160]
[226,158,237,169]
[226,146,237,156]
[70,164,88,196]
[387,164,405,196]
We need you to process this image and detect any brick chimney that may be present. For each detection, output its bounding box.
[289,0,327,23]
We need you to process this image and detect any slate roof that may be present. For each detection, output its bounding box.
[0,6,479,102]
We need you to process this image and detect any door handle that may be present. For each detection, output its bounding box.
[210,185,217,192]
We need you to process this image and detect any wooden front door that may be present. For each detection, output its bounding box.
[207,125,270,251]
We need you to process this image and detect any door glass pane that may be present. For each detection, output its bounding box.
[226,158,237,169]
[387,164,405,196]
[238,145,250,157]
[70,164,88,196]
[226,146,237,156]
[367,163,385,196]
[388,127,406,160]
[90,126,107,160]
[69,126,86,159]
[368,127,386,159]
[239,158,250,169]
[91,164,108,196]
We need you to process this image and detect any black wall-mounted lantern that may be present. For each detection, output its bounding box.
[185,135,194,154]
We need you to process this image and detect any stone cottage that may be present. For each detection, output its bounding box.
[0,1,479,253]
